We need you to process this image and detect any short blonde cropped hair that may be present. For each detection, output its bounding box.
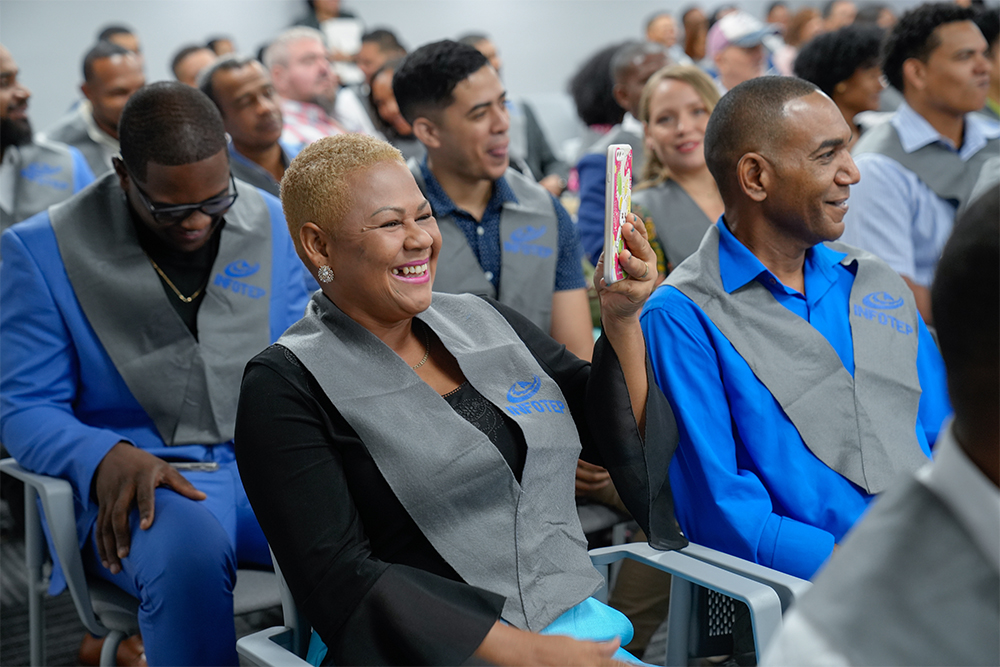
[281,134,405,258]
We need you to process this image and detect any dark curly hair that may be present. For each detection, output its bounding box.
[794,25,884,96]
[392,40,489,124]
[973,6,999,53]
[882,2,977,92]
[568,42,626,127]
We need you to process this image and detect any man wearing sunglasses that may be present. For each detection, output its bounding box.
[0,82,310,666]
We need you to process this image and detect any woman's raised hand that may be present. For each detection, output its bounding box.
[593,213,657,326]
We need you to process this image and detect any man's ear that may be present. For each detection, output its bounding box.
[300,222,333,273]
[412,116,441,149]
[612,82,630,113]
[737,152,769,202]
[112,157,130,194]
[80,82,94,104]
[902,58,926,95]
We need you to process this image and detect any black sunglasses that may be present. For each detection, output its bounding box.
[115,157,239,226]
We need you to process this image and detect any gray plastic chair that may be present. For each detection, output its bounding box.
[0,458,282,667]
[590,542,811,664]
[237,540,808,667]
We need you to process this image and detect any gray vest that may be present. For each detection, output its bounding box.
[633,179,713,267]
[798,474,1000,666]
[278,292,604,630]
[852,119,1000,216]
[409,160,559,333]
[49,172,274,445]
[42,110,113,178]
[1,139,81,234]
[585,124,644,173]
[667,225,927,494]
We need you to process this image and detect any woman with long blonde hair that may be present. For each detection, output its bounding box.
[633,65,724,270]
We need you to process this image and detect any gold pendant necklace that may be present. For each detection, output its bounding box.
[144,253,208,304]
[411,324,432,369]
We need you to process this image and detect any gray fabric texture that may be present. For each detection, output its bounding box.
[798,472,1000,666]
[632,179,713,267]
[1,139,79,233]
[584,124,644,171]
[42,110,113,177]
[49,172,273,445]
[277,291,604,631]
[666,224,927,493]
[409,160,559,332]
[852,120,999,216]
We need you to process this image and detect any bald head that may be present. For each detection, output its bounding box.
[704,76,821,194]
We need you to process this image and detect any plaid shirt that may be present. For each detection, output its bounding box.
[279,99,345,152]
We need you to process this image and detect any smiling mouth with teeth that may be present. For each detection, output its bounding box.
[392,263,428,276]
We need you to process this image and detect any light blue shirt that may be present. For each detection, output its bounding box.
[640,219,951,580]
[841,103,1000,287]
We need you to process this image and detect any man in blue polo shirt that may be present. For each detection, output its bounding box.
[641,77,950,580]
[841,3,998,324]
[392,39,594,361]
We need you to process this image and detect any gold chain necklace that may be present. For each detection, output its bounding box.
[144,253,208,304]
[411,324,432,369]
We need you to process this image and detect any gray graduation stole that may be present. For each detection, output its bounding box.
[798,465,999,665]
[278,292,604,631]
[633,179,713,267]
[852,119,999,215]
[49,172,273,445]
[1,140,79,234]
[409,161,559,333]
[667,225,927,494]
[43,111,113,177]
[585,124,644,173]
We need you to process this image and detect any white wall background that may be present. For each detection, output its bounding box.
[3,0,933,132]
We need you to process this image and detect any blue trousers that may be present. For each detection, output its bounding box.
[84,454,270,666]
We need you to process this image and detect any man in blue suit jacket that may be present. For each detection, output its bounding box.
[0,82,309,666]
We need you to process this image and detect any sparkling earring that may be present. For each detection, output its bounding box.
[317,265,335,283]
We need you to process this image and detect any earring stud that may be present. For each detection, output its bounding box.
[317,265,335,283]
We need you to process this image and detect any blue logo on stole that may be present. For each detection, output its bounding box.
[504,225,554,258]
[213,260,265,299]
[504,375,567,416]
[21,163,69,190]
[224,260,260,278]
[853,292,912,335]
[862,291,904,309]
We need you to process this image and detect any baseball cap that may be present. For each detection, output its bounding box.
[706,11,782,60]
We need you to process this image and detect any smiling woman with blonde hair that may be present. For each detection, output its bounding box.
[234,134,686,666]
[633,65,724,270]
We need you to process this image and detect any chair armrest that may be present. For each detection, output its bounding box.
[0,459,104,635]
[236,627,313,667]
[590,542,784,656]
[678,543,811,612]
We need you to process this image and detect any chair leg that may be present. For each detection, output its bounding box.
[24,484,45,667]
[100,630,126,667]
[664,577,693,667]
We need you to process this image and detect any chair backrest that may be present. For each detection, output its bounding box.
[269,548,311,659]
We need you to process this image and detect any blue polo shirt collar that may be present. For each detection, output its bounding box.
[717,218,848,300]
[418,156,519,219]
[892,101,1000,159]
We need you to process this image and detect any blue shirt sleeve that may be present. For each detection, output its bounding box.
[914,315,951,450]
[575,152,607,266]
[641,289,836,579]
[260,188,311,339]
[68,146,95,193]
[551,194,586,292]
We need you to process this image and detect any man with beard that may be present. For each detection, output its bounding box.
[199,55,299,197]
[264,27,376,151]
[42,41,145,177]
[1,45,94,235]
